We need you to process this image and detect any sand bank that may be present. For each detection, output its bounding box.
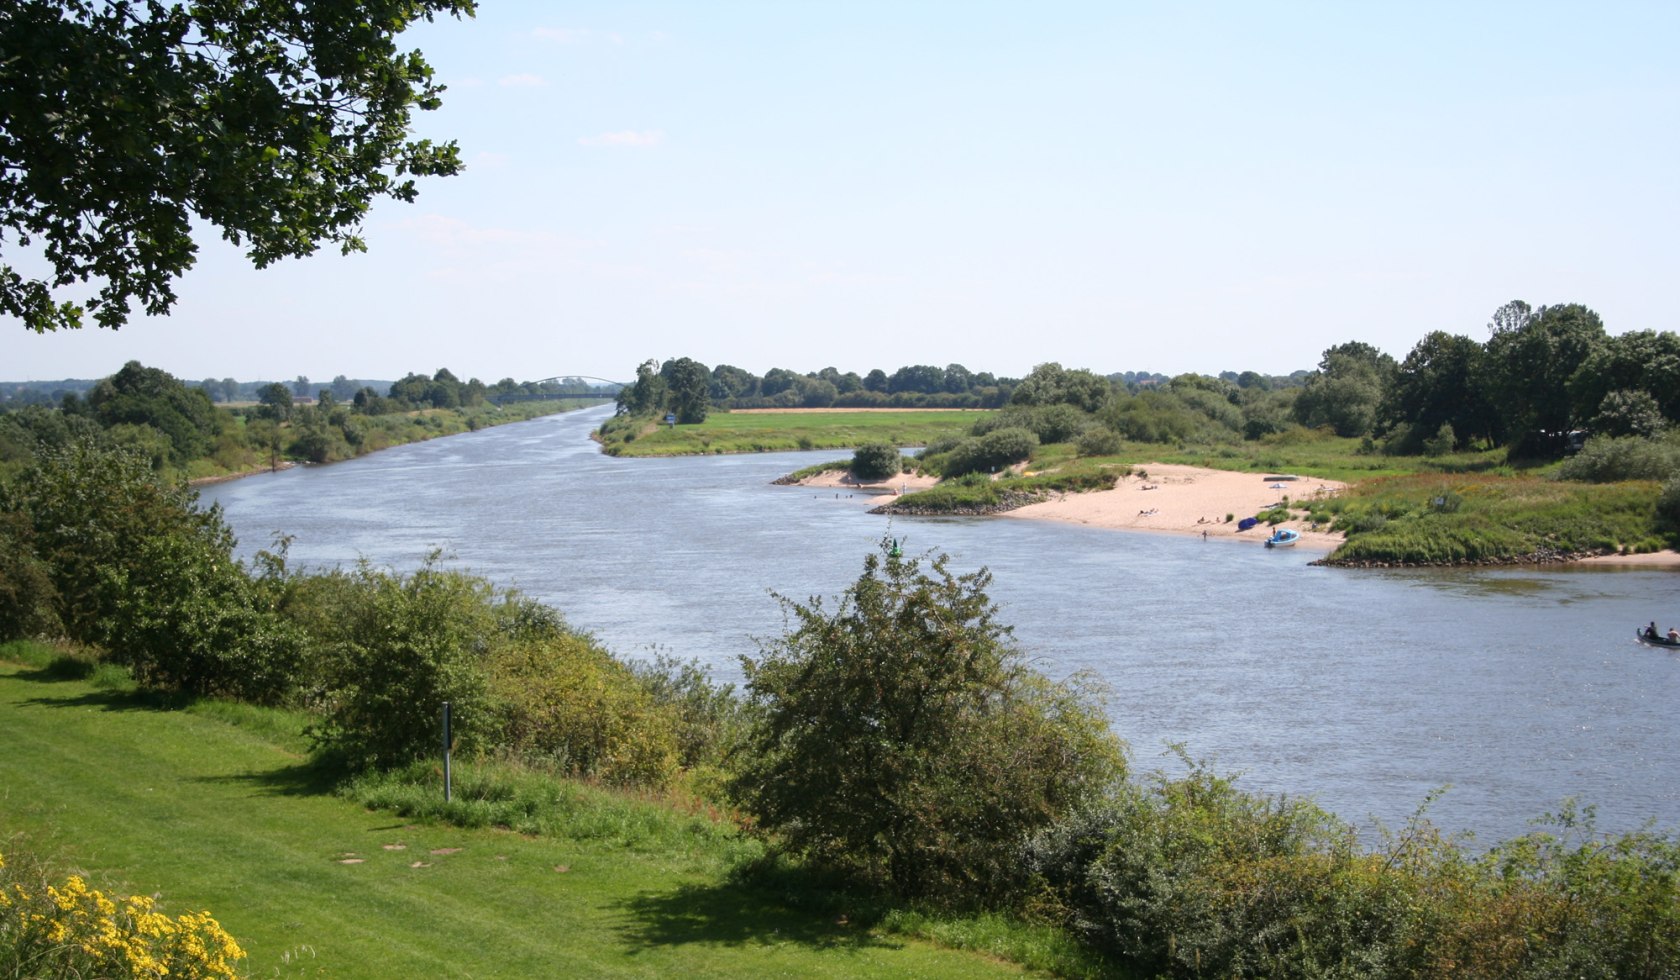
[1004,464,1345,550]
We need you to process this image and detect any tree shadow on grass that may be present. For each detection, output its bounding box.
[196,756,344,798]
[15,681,193,713]
[613,877,902,956]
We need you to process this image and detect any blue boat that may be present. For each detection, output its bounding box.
[1264,528,1300,548]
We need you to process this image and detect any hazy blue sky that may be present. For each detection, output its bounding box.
[5,1,1676,385]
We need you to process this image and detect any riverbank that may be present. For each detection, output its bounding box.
[790,463,1345,548]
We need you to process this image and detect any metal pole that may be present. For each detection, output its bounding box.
[442,700,452,803]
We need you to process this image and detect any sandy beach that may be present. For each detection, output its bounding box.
[797,463,1345,549]
[1005,463,1346,549]
[792,462,1680,562]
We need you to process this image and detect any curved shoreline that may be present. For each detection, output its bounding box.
[786,463,1680,565]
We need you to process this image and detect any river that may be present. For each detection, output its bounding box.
[200,405,1680,845]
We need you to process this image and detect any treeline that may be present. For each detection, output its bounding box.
[612,356,1213,420]
[0,372,612,408]
[618,300,1680,465]
[0,361,602,483]
[3,442,1678,977]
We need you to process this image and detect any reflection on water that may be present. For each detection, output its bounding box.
[201,405,1680,845]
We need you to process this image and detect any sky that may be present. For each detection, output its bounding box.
[4,1,1677,385]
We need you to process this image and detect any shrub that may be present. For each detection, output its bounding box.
[942,427,1039,478]
[308,556,501,770]
[489,631,681,786]
[1554,434,1680,484]
[731,543,1125,902]
[851,442,903,481]
[1076,426,1123,457]
[0,510,59,641]
[0,844,247,978]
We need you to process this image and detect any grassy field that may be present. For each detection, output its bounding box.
[597,409,990,457]
[0,653,1030,978]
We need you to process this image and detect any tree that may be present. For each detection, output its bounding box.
[851,443,902,481]
[256,382,293,421]
[1385,331,1493,451]
[1292,342,1396,438]
[1481,303,1607,456]
[659,357,711,423]
[731,545,1124,900]
[1,0,475,332]
[87,360,222,465]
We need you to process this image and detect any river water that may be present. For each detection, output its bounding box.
[200,405,1680,845]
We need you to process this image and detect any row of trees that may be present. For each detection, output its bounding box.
[619,301,1679,463]
[0,361,605,480]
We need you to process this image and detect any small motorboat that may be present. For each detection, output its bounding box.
[1635,627,1680,648]
[1265,528,1300,548]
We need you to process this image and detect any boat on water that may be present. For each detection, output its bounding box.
[1265,528,1300,548]
[1636,627,1680,648]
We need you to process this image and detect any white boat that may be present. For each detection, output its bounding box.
[1265,528,1299,548]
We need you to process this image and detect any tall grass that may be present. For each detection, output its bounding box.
[1317,473,1667,563]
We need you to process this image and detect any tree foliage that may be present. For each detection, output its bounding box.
[0,0,474,332]
[850,442,903,481]
[731,545,1124,901]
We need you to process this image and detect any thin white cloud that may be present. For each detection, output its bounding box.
[577,130,665,148]
[533,27,624,45]
[498,73,545,88]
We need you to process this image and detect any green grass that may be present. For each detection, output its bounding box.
[599,409,989,457]
[0,654,1029,978]
[1314,473,1670,564]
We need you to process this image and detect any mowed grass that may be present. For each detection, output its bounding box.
[604,409,990,456]
[0,658,1025,978]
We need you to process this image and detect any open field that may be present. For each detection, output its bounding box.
[598,409,990,457]
[0,654,1027,978]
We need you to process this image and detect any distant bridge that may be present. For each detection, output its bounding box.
[531,375,630,389]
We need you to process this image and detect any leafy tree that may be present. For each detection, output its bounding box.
[1567,329,1680,427]
[731,545,1124,900]
[86,360,223,465]
[863,368,890,393]
[1385,331,1493,451]
[888,364,946,395]
[615,359,668,416]
[709,364,760,401]
[1292,342,1396,438]
[660,357,711,423]
[1481,303,1607,456]
[1,0,475,332]
[1010,363,1111,412]
[256,382,293,421]
[851,443,903,481]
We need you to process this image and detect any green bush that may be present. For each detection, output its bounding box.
[1554,434,1680,484]
[731,544,1125,902]
[943,427,1039,477]
[851,442,904,481]
[307,556,500,770]
[1076,426,1123,457]
[489,631,681,786]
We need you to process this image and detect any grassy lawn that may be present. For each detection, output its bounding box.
[0,658,1026,978]
[600,409,990,457]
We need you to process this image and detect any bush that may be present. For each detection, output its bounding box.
[851,442,903,481]
[1076,426,1123,457]
[489,631,681,786]
[308,556,501,770]
[1555,434,1680,484]
[942,427,1039,478]
[731,543,1125,902]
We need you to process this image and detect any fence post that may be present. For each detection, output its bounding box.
[442,700,452,803]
